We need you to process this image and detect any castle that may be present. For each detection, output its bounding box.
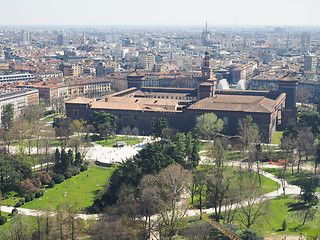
[66,52,297,143]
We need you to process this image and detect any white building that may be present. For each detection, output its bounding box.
[140,53,155,70]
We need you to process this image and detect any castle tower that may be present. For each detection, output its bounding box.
[198,52,217,100]
[127,70,145,89]
[278,74,298,129]
[278,74,298,109]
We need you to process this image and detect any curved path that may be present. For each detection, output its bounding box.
[0,161,301,220]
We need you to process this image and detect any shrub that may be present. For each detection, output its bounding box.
[64,172,72,179]
[28,193,34,201]
[15,199,25,207]
[84,161,90,166]
[20,178,41,194]
[0,216,7,225]
[35,190,44,198]
[48,180,55,188]
[80,164,88,172]
[11,208,18,216]
[25,194,32,202]
[44,109,55,116]
[70,166,80,176]
[37,172,52,185]
[52,174,65,184]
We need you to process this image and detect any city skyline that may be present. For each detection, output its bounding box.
[1,0,320,27]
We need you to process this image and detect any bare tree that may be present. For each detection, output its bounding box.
[143,164,192,239]
[237,179,269,229]
[238,116,260,159]
[89,218,130,240]
[296,128,315,173]
[206,167,232,221]
[280,134,296,172]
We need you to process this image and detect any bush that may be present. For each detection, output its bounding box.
[29,193,35,201]
[64,172,72,179]
[37,172,52,185]
[11,208,18,216]
[84,161,90,166]
[70,166,80,176]
[0,216,7,225]
[80,164,88,172]
[14,201,22,207]
[35,190,44,198]
[15,199,25,207]
[25,194,32,202]
[20,198,25,205]
[48,180,55,188]
[52,174,65,184]
[20,178,41,194]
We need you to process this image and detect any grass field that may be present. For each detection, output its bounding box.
[22,165,113,212]
[272,131,283,145]
[95,136,142,147]
[248,195,320,238]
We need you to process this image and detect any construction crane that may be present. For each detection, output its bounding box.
[185,202,242,240]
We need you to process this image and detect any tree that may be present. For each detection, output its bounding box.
[300,178,318,206]
[74,152,83,167]
[142,164,192,239]
[237,180,268,229]
[207,139,226,168]
[296,128,315,173]
[280,134,296,173]
[0,152,32,191]
[298,112,320,136]
[196,113,223,141]
[92,111,117,140]
[206,167,232,221]
[23,103,45,123]
[54,117,73,149]
[240,228,264,240]
[152,117,169,138]
[315,143,320,175]
[1,103,14,129]
[282,219,287,230]
[89,218,130,240]
[238,116,260,159]
[193,170,207,220]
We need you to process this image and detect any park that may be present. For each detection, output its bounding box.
[0,104,319,239]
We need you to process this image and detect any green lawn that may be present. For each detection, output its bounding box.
[22,165,113,213]
[272,131,283,145]
[248,195,320,238]
[42,114,59,123]
[185,195,320,239]
[95,136,142,147]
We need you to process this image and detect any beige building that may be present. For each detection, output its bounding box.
[140,53,155,70]
[0,89,39,126]
[304,55,317,71]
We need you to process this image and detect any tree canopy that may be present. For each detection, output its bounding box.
[1,104,14,129]
[152,117,169,138]
[91,111,117,140]
[196,113,223,140]
[92,132,201,212]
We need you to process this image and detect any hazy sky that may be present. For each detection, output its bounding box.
[0,0,319,26]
